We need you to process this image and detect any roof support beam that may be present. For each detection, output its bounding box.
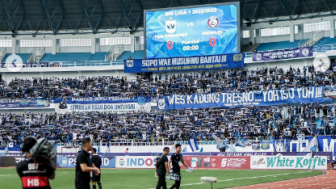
[156,0,163,8]
[323,0,336,15]
[278,0,294,19]
[259,0,269,17]
[41,0,55,33]
[2,0,15,32]
[131,0,143,33]
[117,0,132,28]
[2,0,24,35]
[40,0,64,34]
[78,0,94,32]
[251,0,260,23]
[112,0,136,33]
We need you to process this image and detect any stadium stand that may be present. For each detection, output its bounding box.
[256,40,300,51]
[41,53,93,62]
[2,53,30,63]
[0,103,335,147]
[0,65,335,100]
[314,37,336,46]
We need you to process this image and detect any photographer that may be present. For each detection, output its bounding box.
[16,137,56,189]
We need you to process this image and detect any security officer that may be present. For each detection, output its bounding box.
[75,138,100,189]
[155,147,170,189]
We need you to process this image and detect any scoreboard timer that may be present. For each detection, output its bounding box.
[145,2,240,59]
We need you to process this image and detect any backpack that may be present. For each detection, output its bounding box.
[155,153,164,168]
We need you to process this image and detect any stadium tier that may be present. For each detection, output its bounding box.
[0,66,335,100]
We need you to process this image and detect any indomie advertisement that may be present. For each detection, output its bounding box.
[116,156,158,168]
[251,155,327,170]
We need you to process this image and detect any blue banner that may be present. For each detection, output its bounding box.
[54,96,151,104]
[57,154,115,168]
[0,98,50,108]
[124,53,244,73]
[158,86,332,110]
[253,47,313,61]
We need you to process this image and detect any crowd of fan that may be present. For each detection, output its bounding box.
[1,65,336,100]
[1,102,335,147]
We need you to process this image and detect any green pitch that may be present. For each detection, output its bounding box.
[1,168,323,189]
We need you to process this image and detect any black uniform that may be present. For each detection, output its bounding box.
[16,158,55,189]
[92,154,102,182]
[156,154,168,189]
[75,150,92,189]
[170,153,183,189]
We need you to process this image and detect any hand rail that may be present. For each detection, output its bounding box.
[0,48,6,63]
[27,47,36,63]
[105,45,114,61]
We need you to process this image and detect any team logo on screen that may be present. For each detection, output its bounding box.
[165,18,176,33]
[126,60,134,67]
[208,16,219,28]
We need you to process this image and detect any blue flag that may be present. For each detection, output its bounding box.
[188,138,199,152]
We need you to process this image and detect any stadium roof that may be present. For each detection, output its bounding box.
[0,0,335,35]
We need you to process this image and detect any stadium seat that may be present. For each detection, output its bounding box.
[117,51,144,60]
[40,53,93,62]
[256,40,300,51]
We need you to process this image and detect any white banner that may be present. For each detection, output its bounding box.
[251,155,327,170]
[55,102,151,114]
[116,156,158,168]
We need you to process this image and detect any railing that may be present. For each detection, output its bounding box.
[27,47,45,63]
[105,46,114,61]
[56,139,218,147]
[114,45,124,60]
[105,45,125,61]
[299,31,324,47]
[0,48,6,63]
[299,32,313,47]
[61,60,123,67]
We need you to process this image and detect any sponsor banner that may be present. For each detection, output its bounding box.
[260,142,271,150]
[251,155,327,170]
[253,47,313,61]
[0,98,50,108]
[213,152,274,156]
[252,142,260,150]
[157,87,331,110]
[54,96,151,114]
[124,53,244,73]
[57,154,115,168]
[184,156,250,169]
[116,156,158,168]
[115,156,250,169]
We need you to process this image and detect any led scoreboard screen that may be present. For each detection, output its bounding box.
[145,2,240,59]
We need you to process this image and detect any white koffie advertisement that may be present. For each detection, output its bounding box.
[251,155,327,170]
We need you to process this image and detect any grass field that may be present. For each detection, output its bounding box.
[1,168,323,189]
